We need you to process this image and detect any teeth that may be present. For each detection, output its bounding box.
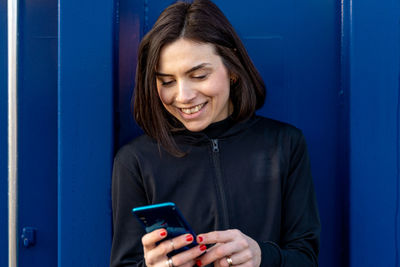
[181,103,204,114]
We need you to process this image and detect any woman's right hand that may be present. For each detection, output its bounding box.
[142,228,208,267]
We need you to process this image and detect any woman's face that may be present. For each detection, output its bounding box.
[156,38,232,132]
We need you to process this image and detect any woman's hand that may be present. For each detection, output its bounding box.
[142,228,208,267]
[195,229,261,267]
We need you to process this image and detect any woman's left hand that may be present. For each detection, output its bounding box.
[195,229,261,267]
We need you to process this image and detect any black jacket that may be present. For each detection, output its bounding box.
[110,116,320,267]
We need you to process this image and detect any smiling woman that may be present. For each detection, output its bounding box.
[110,1,320,267]
[132,0,265,157]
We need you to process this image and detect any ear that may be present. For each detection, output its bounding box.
[230,74,238,85]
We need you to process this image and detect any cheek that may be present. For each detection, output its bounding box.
[202,67,230,97]
[203,78,230,98]
[157,87,174,105]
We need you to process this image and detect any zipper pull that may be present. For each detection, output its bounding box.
[211,139,219,152]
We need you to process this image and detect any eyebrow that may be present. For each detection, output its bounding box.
[155,63,211,77]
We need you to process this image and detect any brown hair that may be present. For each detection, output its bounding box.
[133,0,266,156]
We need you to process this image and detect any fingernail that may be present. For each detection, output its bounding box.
[160,231,167,237]
[196,260,202,266]
[198,236,203,242]
[200,244,207,251]
[186,234,193,242]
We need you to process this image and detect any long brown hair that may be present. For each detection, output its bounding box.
[134,0,266,156]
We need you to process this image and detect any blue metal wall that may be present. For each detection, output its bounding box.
[57,0,114,265]
[1,0,115,265]
[348,0,400,266]
[116,1,344,266]
[16,0,58,266]
[0,0,8,265]
[114,0,144,147]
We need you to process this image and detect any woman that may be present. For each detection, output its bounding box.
[110,0,320,267]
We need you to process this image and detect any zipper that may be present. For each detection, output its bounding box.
[212,139,219,152]
[210,139,229,228]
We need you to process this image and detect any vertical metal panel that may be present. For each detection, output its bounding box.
[349,0,400,266]
[16,0,58,266]
[0,0,8,265]
[338,0,351,263]
[117,1,343,266]
[115,0,145,148]
[58,0,114,265]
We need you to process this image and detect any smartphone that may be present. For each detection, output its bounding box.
[132,202,198,256]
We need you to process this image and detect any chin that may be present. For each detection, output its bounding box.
[182,121,209,132]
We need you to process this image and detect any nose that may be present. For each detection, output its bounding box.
[175,80,196,103]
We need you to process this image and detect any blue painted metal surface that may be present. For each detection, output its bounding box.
[117,1,344,266]
[339,0,351,263]
[17,0,58,266]
[349,0,400,266]
[58,0,114,265]
[115,0,145,148]
[0,0,8,265]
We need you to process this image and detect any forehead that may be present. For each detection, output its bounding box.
[157,38,221,73]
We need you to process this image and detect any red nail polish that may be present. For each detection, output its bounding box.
[200,244,207,251]
[198,236,203,242]
[160,231,167,237]
[196,260,202,266]
[186,235,193,242]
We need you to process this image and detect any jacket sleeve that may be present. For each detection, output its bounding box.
[110,149,148,267]
[258,130,321,267]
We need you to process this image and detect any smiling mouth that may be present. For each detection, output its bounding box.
[180,103,206,115]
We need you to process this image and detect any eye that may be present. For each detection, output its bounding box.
[192,74,208,80]
[160,80,175,87]
[162,81,174,85]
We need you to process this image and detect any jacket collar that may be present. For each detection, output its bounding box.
[172,115,260,145]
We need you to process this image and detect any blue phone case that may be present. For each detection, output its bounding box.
[132,202,198,256]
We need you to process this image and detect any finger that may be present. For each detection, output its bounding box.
[171,244,207,266]
[197,229,242,245]
[196,241,247,267]
[194,243,220,267]
[218,250,254,267]
[214,258,223,267]
[180,261,197,267]
[147,233,196,261]
[142,229,168,251]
